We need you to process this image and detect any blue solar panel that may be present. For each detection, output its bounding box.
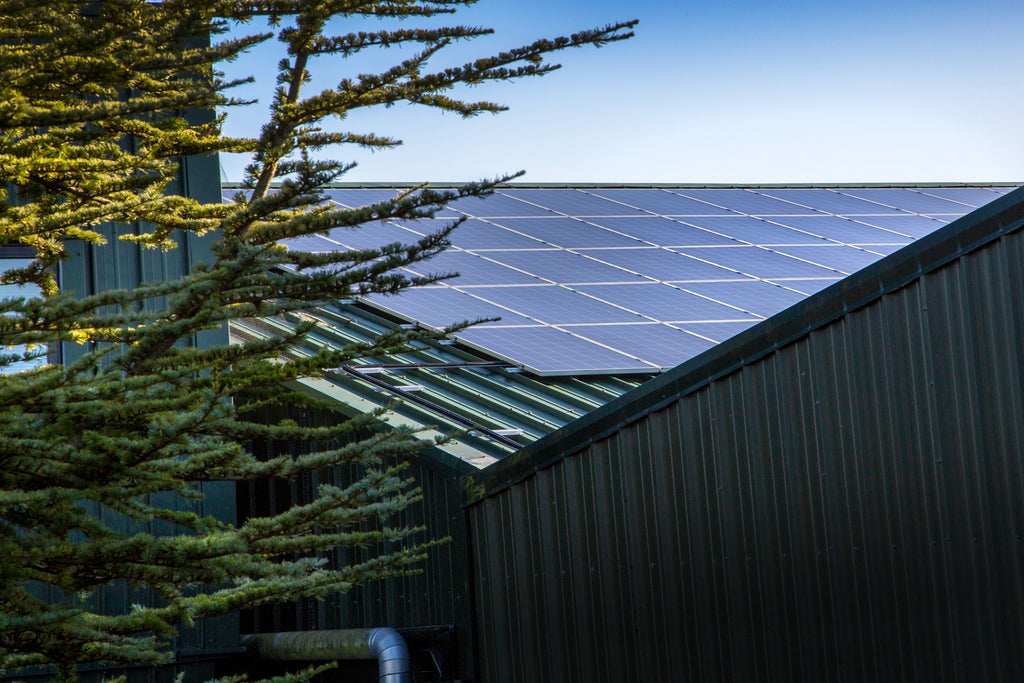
[483,250,645,283]
[326,222,430,250]
[447,219,547,250]
[455,325,654,374]
[501,189,647,216]
[257,184,1010,374]
[769,215,914,243]
[574,283,757,321]
[584,248,745,281]
[673,320,759,343]
[322,188,466,218]
[672,246,841,279]
[681,280,807,317]
[837,188,976,214]
[562,323,717,369]
[364,287,536,327]
[487,217,648,248]
[584,189,739,216]
[769,245,887,273]
[583,216,740,246]
[448,193,557,217]
[851,214,948,239]
[677,216,832,245]
[764,278,841,295]
[913,187,1012,207]
[863,243,904,256]
[673,189,825,215]
[280,234,342,252]
[464,285,643,324]
[402,251,541,285]
[758,188,911,215]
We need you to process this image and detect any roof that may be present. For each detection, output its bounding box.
[466,184,1024,498]
[226,183,1017,466]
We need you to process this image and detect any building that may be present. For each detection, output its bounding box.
[230,183,1024,681]
[8,177,1021,680]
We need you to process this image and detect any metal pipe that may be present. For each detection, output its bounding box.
[243,628,412,683]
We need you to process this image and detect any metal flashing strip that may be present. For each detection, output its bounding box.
[464,185,1024,504]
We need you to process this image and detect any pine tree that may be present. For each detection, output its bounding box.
[0,0,634,677]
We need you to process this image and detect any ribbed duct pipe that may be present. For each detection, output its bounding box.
[243,628,412,683]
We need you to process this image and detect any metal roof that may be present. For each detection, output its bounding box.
[226,183,1018,466]
[468,185,1024,496]
[230,303,648,468]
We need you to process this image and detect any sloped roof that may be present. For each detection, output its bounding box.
[468,185,1024,496]
[227,183,1016,465]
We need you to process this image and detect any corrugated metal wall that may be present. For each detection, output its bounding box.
[241,400,476,680]
[17,143,239,679]
[466,191,1024,682]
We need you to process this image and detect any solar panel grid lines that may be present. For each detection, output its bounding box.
[494,188,649,217]
[253,184,1018,375]
[581,188,740,216]
[667,188,829,216]
[909,186,1012,206]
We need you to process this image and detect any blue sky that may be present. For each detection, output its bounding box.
[219,0,1024,183]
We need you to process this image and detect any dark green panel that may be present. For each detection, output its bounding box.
[240,400,475,680]
[466,188,1024,681]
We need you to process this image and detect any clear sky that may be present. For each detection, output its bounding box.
[218,0,1024,184]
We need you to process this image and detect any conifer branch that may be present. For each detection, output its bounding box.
[0,0,635,675]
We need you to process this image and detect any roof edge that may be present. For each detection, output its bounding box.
[462,185,1024,505]
[222,181,1022,190]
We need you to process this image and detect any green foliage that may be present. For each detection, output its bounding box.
[0,0,634,678]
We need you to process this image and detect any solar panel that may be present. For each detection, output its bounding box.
[327,222,430,250]
[849,214,949,239]
[678,215,832,245]
[447,193,557,217]
[403,251,541,285]
[767,245,887,273]
[455,325,655,374]
[909,187,1008,207]
[767,278,842,296]
[479,249,645,284]
[460,285,644,324]
[363,287,536,328]
[837,188,976,214]
[583,189,739,216]
[486,217,648,248]
[585,248,745,281]
[674,320,760,343]
[501,189,647,216]
[573,283,758,321]
[447,219,547,250]
[680,280,808,317]
[757,188,910,215]
[583,216,740,246]
[280,234,342,252]
[672,189,825,215]
[672,246,841,279]
[768,215,915,243]
[322,188,469,217]
[262,184,1015,374]
[560,323,716,369]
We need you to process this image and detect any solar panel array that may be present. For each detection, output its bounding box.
[278,185,1015,375]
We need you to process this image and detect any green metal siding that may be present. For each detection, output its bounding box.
[465,188,1024,682]
[240,400,477,680]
